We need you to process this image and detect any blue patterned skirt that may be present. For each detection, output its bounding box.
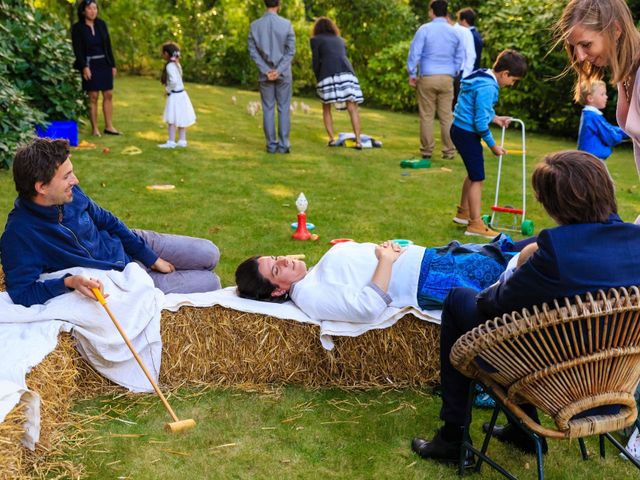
[416,235,517,310]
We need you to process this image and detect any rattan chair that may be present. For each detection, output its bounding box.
[450,287,640,479]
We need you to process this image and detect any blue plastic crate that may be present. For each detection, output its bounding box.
[35,120,78,147]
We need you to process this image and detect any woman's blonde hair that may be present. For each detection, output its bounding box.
[555,0,640,103]
[578,79,606,105]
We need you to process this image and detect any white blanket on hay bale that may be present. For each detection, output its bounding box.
[0,262,441,450]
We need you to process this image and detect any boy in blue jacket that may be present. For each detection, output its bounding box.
[450,49,527,238]
[0,138,221,307]
[577,80,629,161]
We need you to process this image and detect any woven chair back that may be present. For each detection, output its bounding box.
[451,287,640,438]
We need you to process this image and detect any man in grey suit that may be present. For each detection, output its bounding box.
[248,0,296,154]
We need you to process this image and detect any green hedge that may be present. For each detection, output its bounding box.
[0,0,85,168]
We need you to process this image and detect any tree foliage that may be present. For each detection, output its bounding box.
[28,0,640,136]
[0,0,84,168]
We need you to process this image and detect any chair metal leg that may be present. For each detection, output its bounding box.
[458,382,517,480]
[475,405,501,473]
[599,434,606,458]
[535,437,545,480]
[578,438,588,460]
[602,432,640,470]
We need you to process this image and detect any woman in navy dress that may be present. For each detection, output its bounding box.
[71,0,120,136]
[311,17,364,149]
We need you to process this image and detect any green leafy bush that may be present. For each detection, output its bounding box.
[476,0,579,135]
[0,0,84,168]
[0,77,46,169]
[365,41,416,111]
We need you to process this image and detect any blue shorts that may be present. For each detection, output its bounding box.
[450,124,485,181]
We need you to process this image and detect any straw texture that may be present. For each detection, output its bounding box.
[0,269,441,476]
[451,287,640,440]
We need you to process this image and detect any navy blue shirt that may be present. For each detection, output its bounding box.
[0,186,157,306]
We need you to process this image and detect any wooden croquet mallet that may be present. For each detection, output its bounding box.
[91,288,196,433]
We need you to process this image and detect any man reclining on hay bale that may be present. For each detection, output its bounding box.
[0,138,221,307]
[411,150,640,466]
[235,234,534,323]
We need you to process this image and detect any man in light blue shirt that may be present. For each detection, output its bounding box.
[407,0,464,160]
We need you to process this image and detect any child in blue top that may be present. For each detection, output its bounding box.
[450,49,527,238]
[577,80,628,161]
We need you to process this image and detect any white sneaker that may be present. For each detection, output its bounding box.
[158,141,177,149]
[176,140,187,148]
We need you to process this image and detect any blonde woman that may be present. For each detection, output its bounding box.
[556,0,640,172]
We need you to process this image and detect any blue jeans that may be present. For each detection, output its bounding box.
[132,229,221,294]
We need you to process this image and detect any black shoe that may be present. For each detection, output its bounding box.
[411,429,474,467]
[103,129,121,136]
[421,155,431,160]
[482,423,548,455]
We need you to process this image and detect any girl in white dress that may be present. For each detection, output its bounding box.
[158,42,196,148]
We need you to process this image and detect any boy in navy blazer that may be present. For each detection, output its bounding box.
[412,150,640,465]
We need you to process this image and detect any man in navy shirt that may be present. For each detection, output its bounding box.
[412,150,640,465]
[458,7,483,71]
[0,138,221,306]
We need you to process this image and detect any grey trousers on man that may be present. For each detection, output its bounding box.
[259,77,292,153]
[132,229,221,294]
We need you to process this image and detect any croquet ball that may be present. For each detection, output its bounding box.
[291,222,315,231]
[481,214,491,225]
[392,239,413,248]
[521,219,535,236]
[310,234,320,241]
[102,147,110,154]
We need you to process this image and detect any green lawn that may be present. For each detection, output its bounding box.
[1,75,639,479]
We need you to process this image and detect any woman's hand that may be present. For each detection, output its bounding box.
[82,67,91,81]
[375,240,405,263]
[371,241,406,293]
[151,257,176,273]
[112,67,117,78]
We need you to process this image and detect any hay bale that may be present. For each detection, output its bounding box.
[0,266,441,476]
[159,306,440,388]
[0,333,83,479]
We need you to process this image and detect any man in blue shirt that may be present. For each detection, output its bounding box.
[0,138,221,307]
[407,0,464,160]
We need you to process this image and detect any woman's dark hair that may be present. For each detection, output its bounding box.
[493,49,528,78]
[235,256,288,303]
[312,17,340,37]
[77,0,97,22]
[13,138,70,199]
[532,150,617,225]
[160,41,180,85]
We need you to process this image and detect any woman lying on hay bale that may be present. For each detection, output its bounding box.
[236,235,533,322]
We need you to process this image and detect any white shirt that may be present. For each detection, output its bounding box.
[453,23,476,78]
[290,242,425,323]
[164,62,184,94]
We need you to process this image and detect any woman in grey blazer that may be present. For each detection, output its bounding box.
[310,17,364,148]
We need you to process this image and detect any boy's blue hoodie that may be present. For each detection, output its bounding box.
[0,186,158,306]
[453,69,499,148]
